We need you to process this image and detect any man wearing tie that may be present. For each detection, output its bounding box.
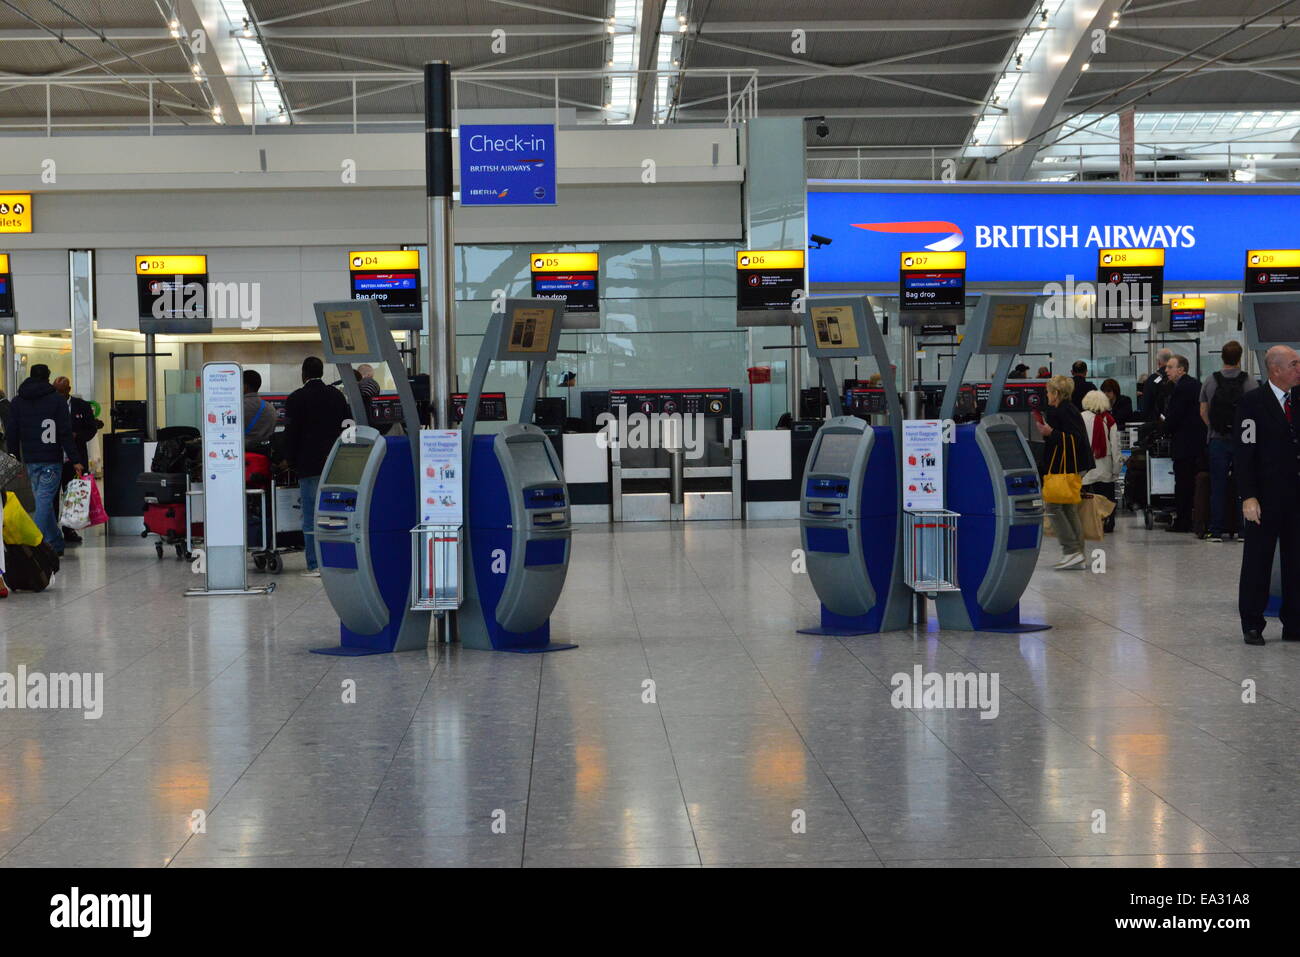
[1235,345,1300,645]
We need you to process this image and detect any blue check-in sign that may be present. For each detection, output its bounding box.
[459,123,556,206]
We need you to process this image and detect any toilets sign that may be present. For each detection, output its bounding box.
[459,124,556,206]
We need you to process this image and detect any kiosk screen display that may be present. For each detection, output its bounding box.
[810,305,861,350]
[325,444,373,486]
[513,441,559,485]
[324,308,372,356]
[1252,300,1300,343]
[989,430,1032,472]
[987,303,1030,349]
[811,432,860,475]
[505,306,557,354]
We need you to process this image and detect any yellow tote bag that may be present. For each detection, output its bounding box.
[2,490,44,546]
[1043,434,1083,505]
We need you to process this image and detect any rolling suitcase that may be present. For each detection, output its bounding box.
[3,542,60,591]
[143,502,187,538]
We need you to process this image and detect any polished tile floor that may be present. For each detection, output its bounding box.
[1,515,1298,868]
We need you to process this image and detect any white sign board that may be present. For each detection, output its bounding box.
[418,429,463,525]
[201,362,245,548]
[902,419,945,511]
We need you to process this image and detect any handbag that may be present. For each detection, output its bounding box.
[1043,433,1083,505]
[3,490,44,546]
[0,450,21,489]
[60,476,93,531]
[87,474,109,527]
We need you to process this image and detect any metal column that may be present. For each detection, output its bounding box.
[69,250,95,401]
[425,60,458,644]
[144,333,158,439]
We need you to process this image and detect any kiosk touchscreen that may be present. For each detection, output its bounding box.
[458,298,573,652]
[935,294,1046,633]
[798,297,910,635]
[311,299,429,655]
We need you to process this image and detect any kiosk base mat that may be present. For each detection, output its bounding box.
[977,622,1052,634]
[309,645,390,657]
[798,626,881,637]
[490,642,579,654]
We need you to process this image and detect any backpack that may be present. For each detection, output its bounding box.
[1209,372,1246,434]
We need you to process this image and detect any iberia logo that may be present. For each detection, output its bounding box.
[852,220,964,252]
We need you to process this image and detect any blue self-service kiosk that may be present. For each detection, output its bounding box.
[1241,292,1300,619]
[310,299,430,655]
[934,294,1047,633]
[457,298,574,652]
[798,296,911,635]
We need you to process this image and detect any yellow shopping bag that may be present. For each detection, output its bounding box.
[2,490,44,546]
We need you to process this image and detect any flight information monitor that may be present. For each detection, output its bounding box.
[899,251,966,324]
[1245,249,1300,293]
[0,253,13,322]
[348,249,422,329]
[530,252,599,316]
[1167,297,1206,333]
[498,299,562,362]
[136,253,212,333]
[736,249,805,321]
[1096,247,1164,332]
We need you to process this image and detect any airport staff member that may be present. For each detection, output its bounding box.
[1234,344,1300,646]
[284,356,350,578]
[1161,354,1205,534]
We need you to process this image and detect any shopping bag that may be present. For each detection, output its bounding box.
[86,474,109,527]
[2,490,44,546]
[60,476,93,530]
[1043,434,1083,505]
[1079,494,1106,541]
[0,450,21,489]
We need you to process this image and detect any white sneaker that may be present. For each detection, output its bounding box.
[1051,554,1074,568]
[1057,553,1085,570]
[301,570,321,578]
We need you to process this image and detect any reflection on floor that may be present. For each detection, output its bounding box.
[1,517,1297,868]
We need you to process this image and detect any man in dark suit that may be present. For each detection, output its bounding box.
[284,356,351,577]
[1235,345,1300,645]
[1070,360,1098,409]
[1162,354,1206,533]
[1138,347,1174,419]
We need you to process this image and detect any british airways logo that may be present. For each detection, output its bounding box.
[853,219,1195,250]
[854,220,964,252]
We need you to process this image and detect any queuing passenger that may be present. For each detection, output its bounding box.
[1101,378,1133,429]
[284,356,350,577]
[1034,374,1095,570]
[1198,340,1255,543]
[357,363,381,401]
[1036,366,1051,379]
[1081,390,1122,533]
[1070,360,1097,409]
[5,364,81,556]
[1139,347,1174,417]
[53,376,99,546]
[1009,364,1030,379]
[1161,354,1206,534]
[242,370,277,455]
[1234,344,1300,646]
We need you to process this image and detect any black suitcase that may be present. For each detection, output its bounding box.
[136,471,188,505]
[3,542,60,592]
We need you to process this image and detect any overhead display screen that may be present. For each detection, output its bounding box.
[1168,297,1205,333]
[1251,300,1300,344]
[348,250,421,319]
[136,253,208,321]
[736,249,805,312]
[1244,249,1300,293]
[899,251,966,313]
[0,253,13,320]
[1096,247,1163,332]
[530,252,599,314]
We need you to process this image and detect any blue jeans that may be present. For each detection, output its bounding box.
[300,475,320,570]
[1207,437,1237,535]
[26,463,64,553]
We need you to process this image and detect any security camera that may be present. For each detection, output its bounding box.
[809,234,833,249]
[816,121,830,139]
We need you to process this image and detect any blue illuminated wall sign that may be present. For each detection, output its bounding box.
[808,187,1300,284]
[459,123,556,207]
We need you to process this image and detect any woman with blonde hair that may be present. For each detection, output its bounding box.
[1081,389,1122,533]
[1034,374,1096,569]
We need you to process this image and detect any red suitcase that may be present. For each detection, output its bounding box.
[143,502,187,538]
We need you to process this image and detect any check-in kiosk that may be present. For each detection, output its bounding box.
[935,294,1047,633]
[310,299,430,655]
[458,298,573,652]
[1241,291,1300,617]
[798,296,910,635]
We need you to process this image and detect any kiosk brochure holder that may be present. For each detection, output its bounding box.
[310,299,430,655]
[935,294,1047,633]
[1240,292,1300,617]
[798,296,910,635]
[458,298,574,652]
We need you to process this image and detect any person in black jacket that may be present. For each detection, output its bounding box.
[1034,374,1096,570]
[1161,354,1206,533]
[53,376,101,545]
[1138,348,1174,419]
[1100,378,1133,430]
[1070,361,1098,409]
[1234,345,1300,645]
[5,364,82,555]
[284,356,350,576]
